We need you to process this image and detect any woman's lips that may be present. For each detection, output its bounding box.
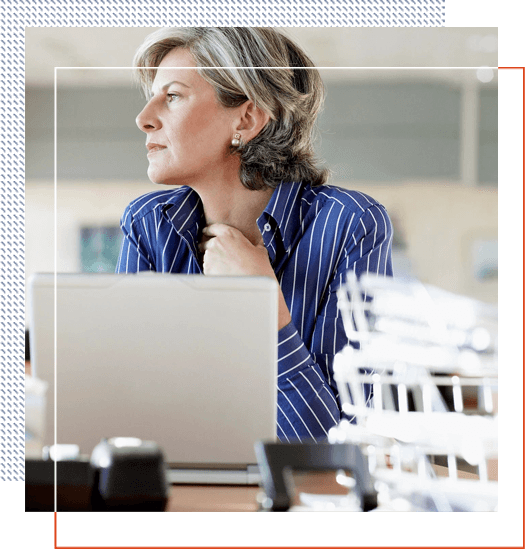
[147,145,167,155]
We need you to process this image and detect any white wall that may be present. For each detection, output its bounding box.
[342,181,497,304]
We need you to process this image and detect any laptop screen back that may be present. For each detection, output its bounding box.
[28,273,278,466]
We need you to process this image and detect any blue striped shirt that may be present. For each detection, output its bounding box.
[116,181,393,442]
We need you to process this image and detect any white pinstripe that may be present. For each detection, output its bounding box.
[278,354,310,378]
[277,386,317,442]
[299,370,338,424]
[288,378,328,436]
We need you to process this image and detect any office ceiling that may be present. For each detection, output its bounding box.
[25,27,498,87]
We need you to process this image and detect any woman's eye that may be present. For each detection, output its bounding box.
[166,93,180,103]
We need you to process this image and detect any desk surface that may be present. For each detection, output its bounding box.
[167,485,259,512]
[166,471,350,512]
[165,463,494,512]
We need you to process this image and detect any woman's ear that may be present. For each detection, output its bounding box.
[235,101,271,143]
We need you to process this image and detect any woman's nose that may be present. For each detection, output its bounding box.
[136,100,160,133]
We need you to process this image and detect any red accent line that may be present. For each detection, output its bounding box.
[54,512,57,549]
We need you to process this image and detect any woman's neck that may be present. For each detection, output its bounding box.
[197,182,274,245]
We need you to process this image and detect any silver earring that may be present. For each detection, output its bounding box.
[231,133,241,147]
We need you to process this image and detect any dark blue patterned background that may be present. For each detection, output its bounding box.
[6,0,445,481]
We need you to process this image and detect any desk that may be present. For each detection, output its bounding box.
[165,463,495,512]
[167,485,259,512]
[166,471,350,512]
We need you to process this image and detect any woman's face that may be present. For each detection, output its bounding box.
[136,48,240,187]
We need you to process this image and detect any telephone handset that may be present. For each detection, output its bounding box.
[26,437,169,512]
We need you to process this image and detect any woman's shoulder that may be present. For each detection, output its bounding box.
[303,183,383,215]
[123,186,193,221]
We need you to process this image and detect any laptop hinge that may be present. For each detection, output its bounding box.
[167,465,260,485]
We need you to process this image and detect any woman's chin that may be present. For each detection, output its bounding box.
[147,170,178,186]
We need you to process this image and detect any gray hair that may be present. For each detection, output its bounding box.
[134,27,329,190]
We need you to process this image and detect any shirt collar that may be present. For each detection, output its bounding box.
[257,181,304,254]
[162,187,204,259]
[160,182,305,264]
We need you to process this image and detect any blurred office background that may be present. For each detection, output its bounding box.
[25,27,498,327]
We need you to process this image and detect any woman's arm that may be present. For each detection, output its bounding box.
[115,204,156,273]
[275,204,394,441]
[276,322,341,441]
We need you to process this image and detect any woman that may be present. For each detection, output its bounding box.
[117,27,393,442]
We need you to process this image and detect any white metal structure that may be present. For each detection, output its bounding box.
[328,273,498,512]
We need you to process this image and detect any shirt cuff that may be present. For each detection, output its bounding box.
[277,322,313,378]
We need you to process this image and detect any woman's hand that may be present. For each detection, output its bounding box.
[199,223,274,278]
[199,223,292,330]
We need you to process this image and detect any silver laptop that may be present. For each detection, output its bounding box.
[28,273,278,484]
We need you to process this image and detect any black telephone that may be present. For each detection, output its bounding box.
[26,438,169,512]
